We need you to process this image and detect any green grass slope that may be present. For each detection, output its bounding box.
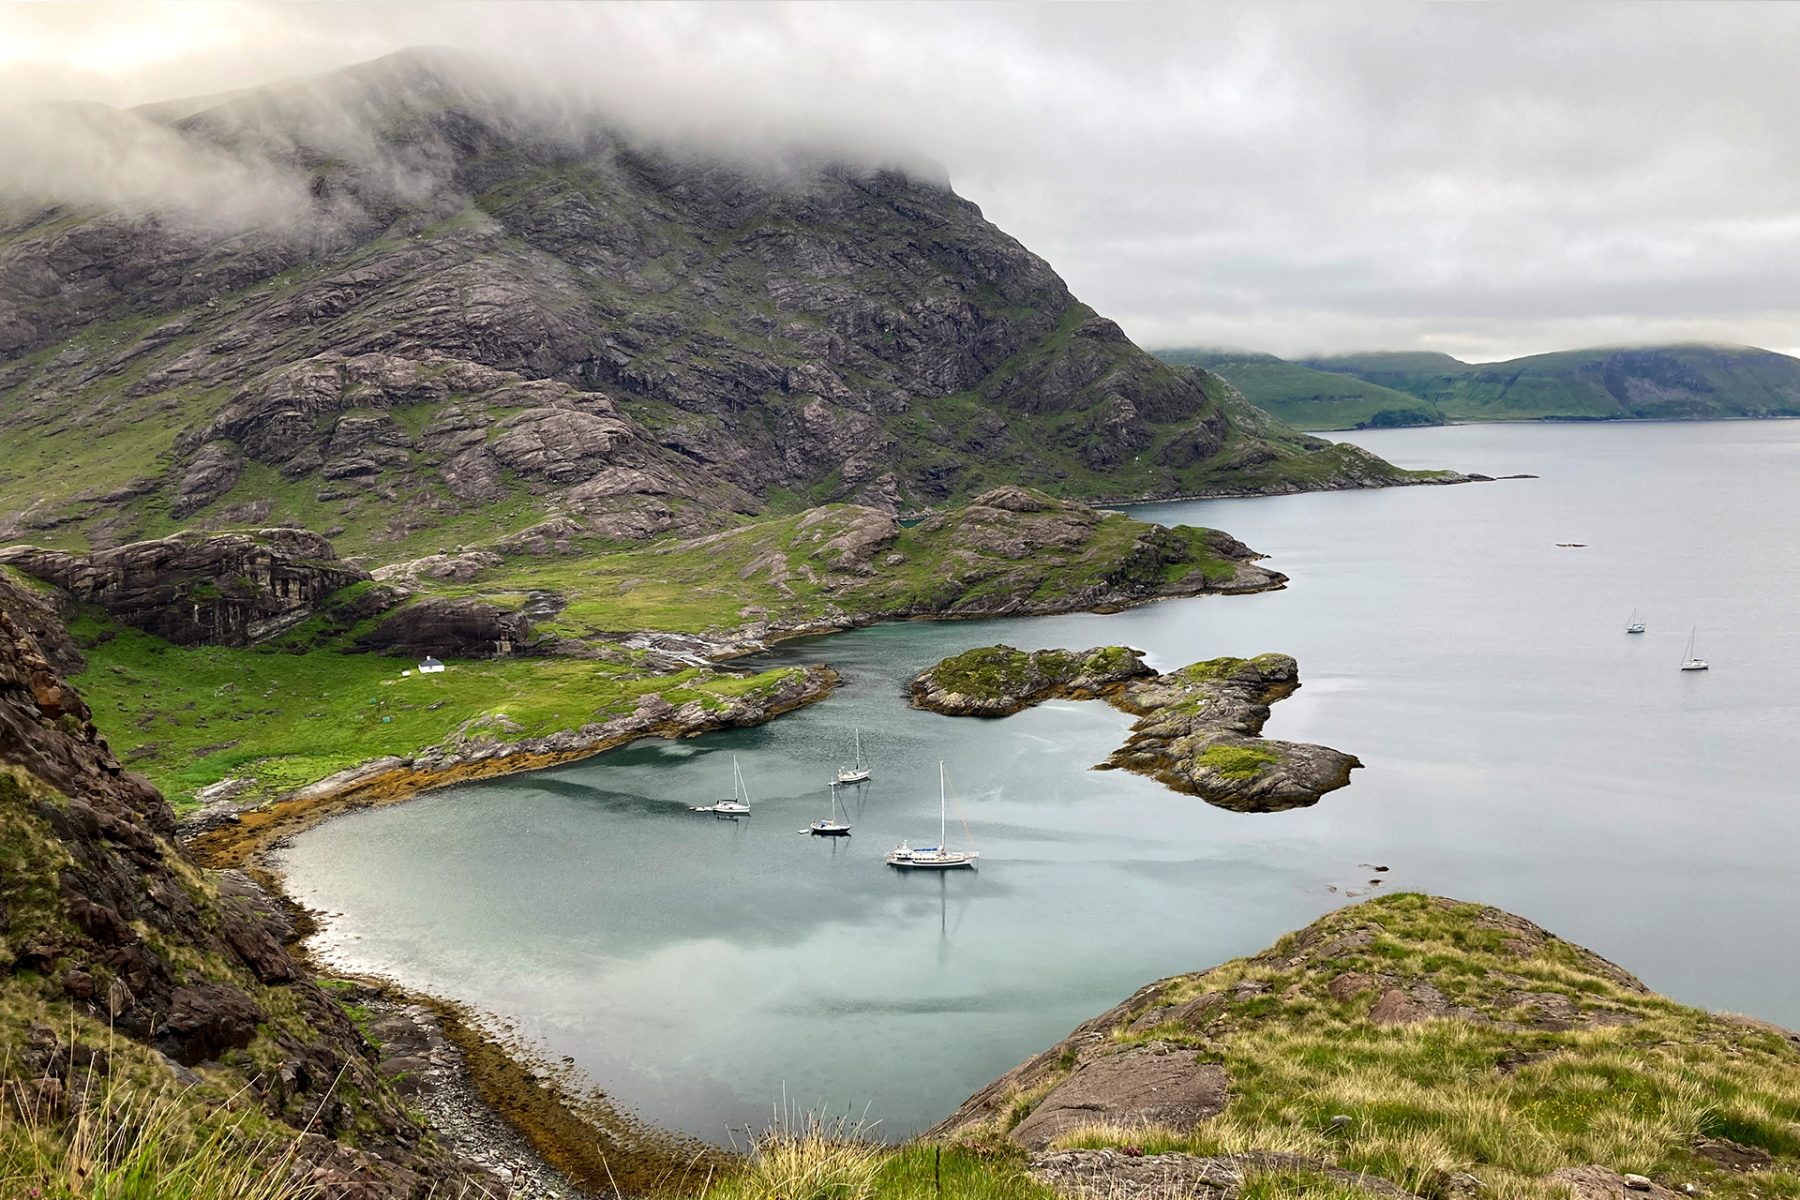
[909,893,1800,1200]
[1158,349,1444,430]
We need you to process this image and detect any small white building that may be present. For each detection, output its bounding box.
[418,656,446,674]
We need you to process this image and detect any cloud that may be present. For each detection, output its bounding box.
[2,1,1798,359]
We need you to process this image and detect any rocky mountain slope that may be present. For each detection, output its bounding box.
[932,893,1800,1200]
[0,570,509,1197]
[0,50,1439,560]
[1171,343,1800,429]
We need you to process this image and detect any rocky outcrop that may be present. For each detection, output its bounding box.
[909,644,1156,716]
[0,528,369,646]
[911,646,1358,811]
[0,568,505,1196]
[1028,1150,1419,1200]
[1102,653,1361,811]
[933,894,1800,1200]
[353,596,536,659]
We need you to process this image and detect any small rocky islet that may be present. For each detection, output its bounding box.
[909,643,1361,811]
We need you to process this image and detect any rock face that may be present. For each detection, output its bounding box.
[909,644,1157,716]
[933,893,1800,1200]
[0,572,503,1196]
[353,596,536,659]
[0,528,368,646]
[911,647,1359,811]
[1103,653,1361,811]
[0,51,1438,555]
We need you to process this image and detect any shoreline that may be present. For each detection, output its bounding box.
[178,571,1292,1193]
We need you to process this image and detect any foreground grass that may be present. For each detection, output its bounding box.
[73,620,811,809]
[0,1071,317,1200]
[1033,894,1800,1199]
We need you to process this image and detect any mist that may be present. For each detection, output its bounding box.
[4,1,1799,360]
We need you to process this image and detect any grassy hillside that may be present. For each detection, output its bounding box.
[55,491,1259,808]
[699,894,1800,1200]
[1158,349,1443,430]
[1301,344,1800,422]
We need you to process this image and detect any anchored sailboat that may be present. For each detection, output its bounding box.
[1680,627,1709,672]
[692,755,753,818]
[887,761,978,870]
[807,781,852,837]
[836,727,872,785]
[1625,609,1645,634]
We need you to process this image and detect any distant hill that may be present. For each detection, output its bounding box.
[1305,344,1800,424]
[1157,349,1441,430]
[1163,343,1800,429]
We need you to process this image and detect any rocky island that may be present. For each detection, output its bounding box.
[911,645,1361,811]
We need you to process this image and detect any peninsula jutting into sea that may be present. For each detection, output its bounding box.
[3,6,1798,1200]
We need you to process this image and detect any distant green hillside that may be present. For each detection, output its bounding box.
[1156,349,1442,430]
[1299,344,1800,423]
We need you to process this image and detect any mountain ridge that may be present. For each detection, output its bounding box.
[1160,343,1800,429]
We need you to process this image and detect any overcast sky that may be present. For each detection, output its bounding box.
[4,1,1798,361]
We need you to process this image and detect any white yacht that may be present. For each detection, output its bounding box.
[1680,627,1708,672]
[1625,609,1645,634]
[836,727,872,785]
[807,782,852,837]
[692,755,753,818]
[887,762,978,870]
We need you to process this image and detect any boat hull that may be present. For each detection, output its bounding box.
[836,770,872,784]
[886,854,978,869]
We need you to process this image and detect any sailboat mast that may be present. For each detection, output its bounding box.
[939,760,947,845]
[855,727,863,770]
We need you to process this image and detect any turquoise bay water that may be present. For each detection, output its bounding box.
[280,420,1800,1141]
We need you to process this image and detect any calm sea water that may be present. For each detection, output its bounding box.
[280,420,1800,1142]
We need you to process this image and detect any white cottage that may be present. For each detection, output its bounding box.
[418,656,446,674]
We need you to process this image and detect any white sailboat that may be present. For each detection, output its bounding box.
[807,781,852,837]
[887,761,978,870]
[836,728,872,785]
[1680,627,1709,672]
[692,755,753,818]
[1625,609,1645,634]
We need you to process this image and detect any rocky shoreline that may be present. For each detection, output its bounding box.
[910,646,1360,811]
[183,663,838,860]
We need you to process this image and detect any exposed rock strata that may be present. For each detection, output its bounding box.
[0,52,1447,553]
[0,528,368,646]
[911,646,1358,811]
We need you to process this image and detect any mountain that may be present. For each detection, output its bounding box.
[1157,348,1442,430]
[0,50,1436,560]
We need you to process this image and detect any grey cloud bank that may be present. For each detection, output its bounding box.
[3,0,1797,360]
